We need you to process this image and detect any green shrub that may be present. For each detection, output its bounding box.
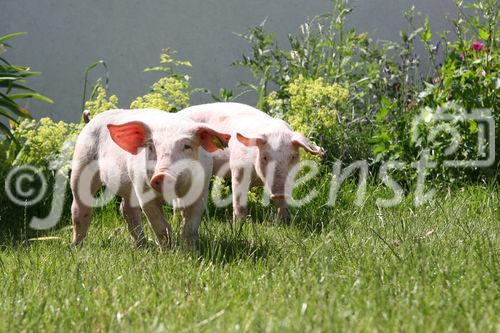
[84,85,119,118]
[370,0,499,182]
[130,49,192,112]
[268,75,349,160]
[130,76,191,111]
[234,0,417,115]
[419,0,498,173]
[10,117,82,173]
[234,0,424,163]
[419,0,498,111]
[236,0,498,183]
[0,32,53,140]
[0,117,81,235]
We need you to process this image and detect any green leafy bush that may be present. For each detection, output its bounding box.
[419,0,498,111]
[268,75,349,160]
[419,0,498,172]
[131,76,191,111]
[84,85,119,119]
[236,0,498,183]
[131,49,192,112]
[234,0,426,163]
[0,32,53,140]
[10,118,82,173]
[0,33,69,228]
[371,0,499,181]
[0,117,82,234]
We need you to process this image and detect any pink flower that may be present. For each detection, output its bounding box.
[472,41,485,52]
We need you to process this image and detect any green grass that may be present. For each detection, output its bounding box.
[0,181,499,332]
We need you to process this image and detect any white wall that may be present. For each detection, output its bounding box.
[0,0,456,122]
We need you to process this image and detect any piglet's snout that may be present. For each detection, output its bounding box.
[270,176,289,199]
[150,172,176,193]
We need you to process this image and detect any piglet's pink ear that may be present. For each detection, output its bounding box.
[291,132,323,155]
[107,121,147,155]
[236,133,266,147]
[195,126,231,153]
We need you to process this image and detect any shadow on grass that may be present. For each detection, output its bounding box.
[195,221,273,264]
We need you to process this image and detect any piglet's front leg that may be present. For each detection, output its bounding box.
[272,196,290,220]
[141,199,173,250]
[230,166,253,223]
[178,187,210,249]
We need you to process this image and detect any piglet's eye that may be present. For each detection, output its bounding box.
[184,144,192,150]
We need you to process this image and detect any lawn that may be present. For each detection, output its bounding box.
[0,181,498,332]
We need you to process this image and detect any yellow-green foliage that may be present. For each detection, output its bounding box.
[145,48,192,72]
[269,75,349,136]
[12,118,82,172]
[212,177,263,206]
[130,48,192,112]
[84,86,119,119]
[130,76,190,112]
